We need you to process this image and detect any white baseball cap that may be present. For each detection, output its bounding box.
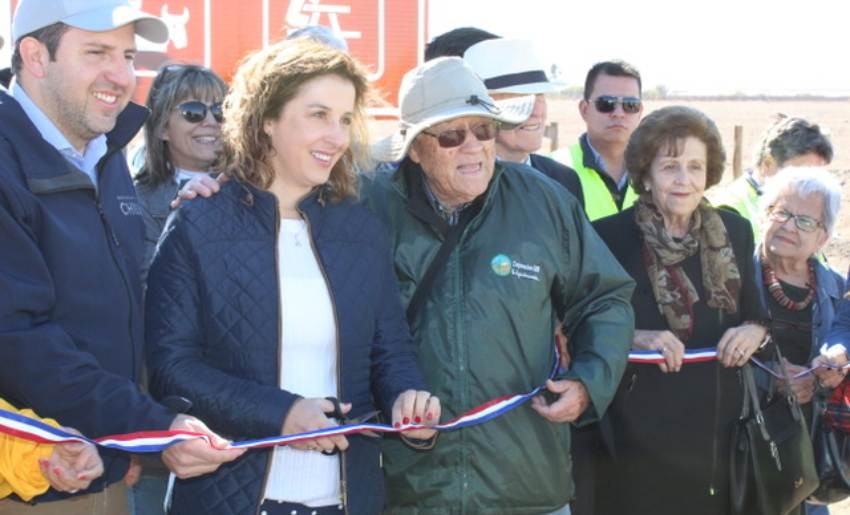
[13,0,169,44]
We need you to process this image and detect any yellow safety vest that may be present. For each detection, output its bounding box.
[557,143,638,221]
[710,175,762,242]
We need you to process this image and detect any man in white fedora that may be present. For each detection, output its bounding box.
[0,1,244,513]
[365,56,634,515]
[464,38,584,206]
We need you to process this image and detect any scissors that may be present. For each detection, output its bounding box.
[321,397,380,456]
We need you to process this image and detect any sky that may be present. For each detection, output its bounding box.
[428,0,850,96]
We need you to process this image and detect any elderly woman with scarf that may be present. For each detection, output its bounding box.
[592,106,769,515]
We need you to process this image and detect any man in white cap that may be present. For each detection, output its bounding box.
[464,38,584,206]
[0,1,244,513]
[364,57,634,515]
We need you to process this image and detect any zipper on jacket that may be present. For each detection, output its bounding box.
[300,207,349,514]
[254,213,281,515]
[95,198,137,378]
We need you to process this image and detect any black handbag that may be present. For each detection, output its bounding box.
[808,379,850,504]
[730,357,819,515]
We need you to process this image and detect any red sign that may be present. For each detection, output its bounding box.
[3,0,426,113]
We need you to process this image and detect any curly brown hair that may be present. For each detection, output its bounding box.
[626,106,726,195]
[218,38,371,200]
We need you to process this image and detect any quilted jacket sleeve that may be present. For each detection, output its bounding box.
[553,197,636,426]
[368,225,428,418]
[145,209,300,439]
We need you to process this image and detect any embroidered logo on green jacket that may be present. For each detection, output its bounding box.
[490,254,541,281]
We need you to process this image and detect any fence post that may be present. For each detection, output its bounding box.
[733,125,743,179]
[545,122,559,152]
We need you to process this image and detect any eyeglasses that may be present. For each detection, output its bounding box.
[420,121,498,148]
[175,101,224,124]
[767,206,824,232]
[592,95,642,114]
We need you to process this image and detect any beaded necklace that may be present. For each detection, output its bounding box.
[761,258,816,311]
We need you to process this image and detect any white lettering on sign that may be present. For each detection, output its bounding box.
[285,0,361,40]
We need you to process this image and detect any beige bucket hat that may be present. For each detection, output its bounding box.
[373,57,534,162]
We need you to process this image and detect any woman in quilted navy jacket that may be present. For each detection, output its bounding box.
[144,39,440,515]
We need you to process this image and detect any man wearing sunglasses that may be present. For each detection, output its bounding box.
[0,1,243,513]
[553,60,643,221]
[365,57,634,515]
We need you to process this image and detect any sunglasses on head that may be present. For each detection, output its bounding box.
[593,95,642,114]
[175,101,223,124]
[420,120,499,148]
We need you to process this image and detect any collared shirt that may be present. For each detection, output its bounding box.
[11,79,108,190]
[585,136,630,192]
[421,174,469,226]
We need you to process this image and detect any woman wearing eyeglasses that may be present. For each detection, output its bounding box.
[144,39,440,515]
[133,64,227,284]
[754,166,846,515]
[591,106,769,515]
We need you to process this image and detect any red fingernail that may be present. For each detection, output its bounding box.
[426,412,433,420]
[78,474,89,481]
[403,417,410,424]
[393,422,400,428]
[414,416,422,423]
[53,467,62,477]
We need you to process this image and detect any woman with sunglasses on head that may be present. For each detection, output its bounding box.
[591,106,769,515]
[754,167,846,515]
[144,38,439,515]
[134,64,227,283]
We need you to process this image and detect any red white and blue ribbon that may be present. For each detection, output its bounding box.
[0,353,561,453]
[628,346,850,379]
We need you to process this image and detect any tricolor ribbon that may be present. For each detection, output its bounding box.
[628,346,850,379]
[0,352,561,453]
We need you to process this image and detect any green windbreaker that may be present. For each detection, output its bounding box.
[361,159,635,514]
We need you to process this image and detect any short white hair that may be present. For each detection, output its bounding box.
[759,166,842,237]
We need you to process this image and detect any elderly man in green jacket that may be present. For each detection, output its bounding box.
[365,57,635,515]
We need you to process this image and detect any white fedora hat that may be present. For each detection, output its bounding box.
[373,57,534,162]
[464,38,566,95]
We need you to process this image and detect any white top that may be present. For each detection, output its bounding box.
[174,168,210,184]
[263,219,341,505]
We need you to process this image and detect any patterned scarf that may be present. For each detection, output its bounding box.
[635,196,742,340]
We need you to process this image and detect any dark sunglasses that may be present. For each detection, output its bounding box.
[767,206,824,233]
[593,95,642,114]
[175,101,223,124]
[421,121,498,148]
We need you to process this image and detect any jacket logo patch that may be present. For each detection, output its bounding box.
[117,196,143,216]
[490,254,541,282]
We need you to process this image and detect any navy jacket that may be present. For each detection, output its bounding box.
[0,91,175,499]
[145,180,426,515]
[529,153,585,209]
[821,266,850,356]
